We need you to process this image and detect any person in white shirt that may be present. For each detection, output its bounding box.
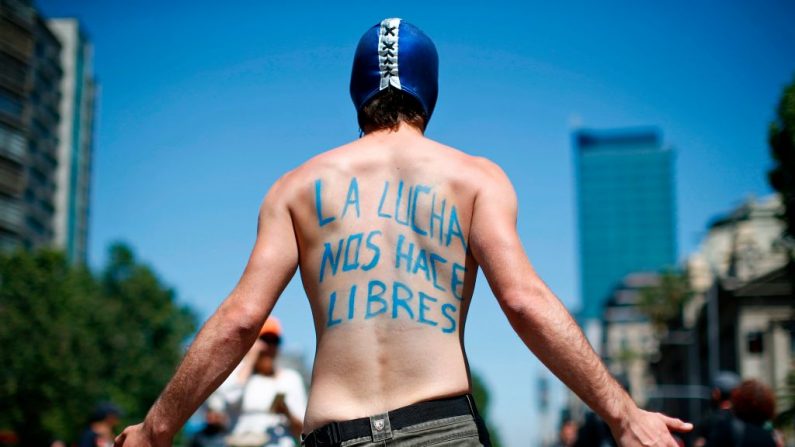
[215,317,306,447]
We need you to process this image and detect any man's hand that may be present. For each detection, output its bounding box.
[113,423,171,447]
[611,408,692,447]
[271,394,290,417]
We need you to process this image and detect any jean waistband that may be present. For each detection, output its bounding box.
[301,394,478,446]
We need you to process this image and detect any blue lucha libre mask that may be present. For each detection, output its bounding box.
[350,18,439,126]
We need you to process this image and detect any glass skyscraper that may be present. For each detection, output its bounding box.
[574,127,677,321]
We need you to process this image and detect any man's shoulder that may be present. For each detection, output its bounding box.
[269,141,358,190]
[407,138,513,192]
[455,151,514,196]
[259,149,336,209]
[408,136,500,169]
[415,138,508,181]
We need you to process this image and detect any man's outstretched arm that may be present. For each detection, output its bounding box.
[468,160,691,447]
[115,178,299,447]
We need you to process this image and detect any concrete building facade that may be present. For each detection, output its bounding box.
[687,195,793,392]
[0,0,62,252]
[0,1,95,261]
[49,18,96,263]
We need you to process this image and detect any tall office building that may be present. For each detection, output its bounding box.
[574,128,677,326]
[0,0,62,252]
[49,18,96,263]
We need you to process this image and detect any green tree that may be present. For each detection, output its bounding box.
[775,367,795,429]
[96,243,197,421]
[471,370,503,447]
[768,76,795,248]
[637,270,692,334]
[0,244,196,445]
[0,249,104,445]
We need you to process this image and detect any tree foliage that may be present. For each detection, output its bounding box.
[0,244,197,445]
[471,370,504,447]
[775,367,795,429]
[637,270,692,334]
[768,76,795,244]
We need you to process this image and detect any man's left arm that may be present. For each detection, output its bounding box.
[115,178,299,447]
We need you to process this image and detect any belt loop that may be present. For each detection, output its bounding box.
[369,412,393,442]
[303,423,340,447]
[465,394,476,416]
[330,422,341,444]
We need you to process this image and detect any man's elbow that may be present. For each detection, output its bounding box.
[214,302,262,343]
[498,283,573,332]
[498,286,544,320]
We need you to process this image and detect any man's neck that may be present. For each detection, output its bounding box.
[362,122,425,140]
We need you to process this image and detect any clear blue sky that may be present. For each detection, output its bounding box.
[38,1,795,445]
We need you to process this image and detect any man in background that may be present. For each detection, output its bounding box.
[79,403,122,447]
[693,371,741,447]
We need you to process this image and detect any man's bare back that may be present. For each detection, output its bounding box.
[281,125,484,431]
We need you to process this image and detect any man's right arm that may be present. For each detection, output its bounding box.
[468,159,691,447]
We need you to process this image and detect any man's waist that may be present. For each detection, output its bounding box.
[303,370,470,426]
[301,394,479,446]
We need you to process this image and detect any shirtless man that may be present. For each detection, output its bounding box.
[115,18,692,447]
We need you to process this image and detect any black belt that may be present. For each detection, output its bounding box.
[302,394,477,446]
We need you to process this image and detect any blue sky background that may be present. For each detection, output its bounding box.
[38,1,795,445]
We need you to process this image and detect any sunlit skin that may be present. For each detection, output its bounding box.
[115,122,692,447]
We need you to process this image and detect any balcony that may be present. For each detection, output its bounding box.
[0,157,23,195]
[0,196,24,234]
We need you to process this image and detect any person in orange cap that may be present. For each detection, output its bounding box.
[215,317,306,447]
[260,318,282,338]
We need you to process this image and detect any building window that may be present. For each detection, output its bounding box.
[24,188,34,204]
[0,52,28,88]
[26,215,45,235]
[747,331,764,354]
[0,232,21,251]
[0,124,26,162]
[790,326,794,357]
[29,166,46,184]
[0,197,24,230]
[0,89,23,117]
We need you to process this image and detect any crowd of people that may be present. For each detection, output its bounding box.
[552,372,784,447]
[42,319,785,447]
[37,342,787,447]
